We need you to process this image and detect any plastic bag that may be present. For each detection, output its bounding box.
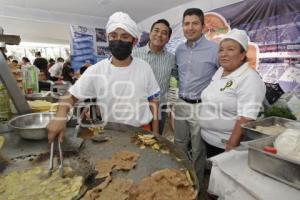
[274,129,300,161]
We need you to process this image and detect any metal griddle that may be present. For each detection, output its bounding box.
[79,123,198,184]
[0,122,199,199]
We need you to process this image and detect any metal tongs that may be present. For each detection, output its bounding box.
[48,138,64,178]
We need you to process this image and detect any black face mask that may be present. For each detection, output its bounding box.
[109,40,133,60]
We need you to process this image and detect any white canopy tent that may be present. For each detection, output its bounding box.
[0,0,242,45]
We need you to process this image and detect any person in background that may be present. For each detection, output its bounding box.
[48,57,65,81]
[62,61,77,84]
[7,55,13,63]
[33,51,48,75]
[46,58,56,80]
[199,29,266,155]
[79,66,87,75]
[174,8,219,186]
[48,58,55,69]
[21,57,31,67]
[47,11,160,143]
[79,63,92,75]
[11,60,19,68]
[132,19,175,135]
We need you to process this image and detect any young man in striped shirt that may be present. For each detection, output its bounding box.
[133,19,175,135]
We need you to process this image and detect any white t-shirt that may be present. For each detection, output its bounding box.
[69,57,160,127]
[49,62,63,77]
[200,63,266,149]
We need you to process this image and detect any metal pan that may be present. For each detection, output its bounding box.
[8,112,55,140]
[8,112,75,140]
[248,136,300,189]
[241,117,300,141]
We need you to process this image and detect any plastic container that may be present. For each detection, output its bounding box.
[0,81,11,121]
[21,65,39,94]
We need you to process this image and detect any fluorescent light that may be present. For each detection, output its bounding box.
[18,42,69,48]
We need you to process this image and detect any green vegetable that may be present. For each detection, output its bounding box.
[264,106,296,120]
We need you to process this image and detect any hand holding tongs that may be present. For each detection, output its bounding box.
[48,137,64,178]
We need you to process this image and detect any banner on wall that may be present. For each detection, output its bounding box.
[211,0,300,92]
[70,25,110,70]
[143,0,300,93]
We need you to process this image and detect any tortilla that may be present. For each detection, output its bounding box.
[129,169,197,200]
[112,150,140,171]
[95,159,114,179]
[85,177,133,200]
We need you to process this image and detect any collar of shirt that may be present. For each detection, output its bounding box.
[185,34,205,49]
[145,43,166,54]
[216,62,250,80]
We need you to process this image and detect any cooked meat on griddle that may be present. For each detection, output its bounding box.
[112,150,140,171]
[129,168,197,200]
[95,159,114,179]
[85,177,133,200]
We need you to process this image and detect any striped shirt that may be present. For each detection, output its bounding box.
[133,44,175,104]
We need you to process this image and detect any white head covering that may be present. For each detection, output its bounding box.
[221,29,249,51]
[106,12,139,39]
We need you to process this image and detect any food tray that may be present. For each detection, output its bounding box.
[248,136,300,189]
[241,117,300,141]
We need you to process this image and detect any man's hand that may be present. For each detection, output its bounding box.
[47,92,78,143]
[47,117,67,143]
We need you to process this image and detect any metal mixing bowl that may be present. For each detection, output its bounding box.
[8,112,55,140]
